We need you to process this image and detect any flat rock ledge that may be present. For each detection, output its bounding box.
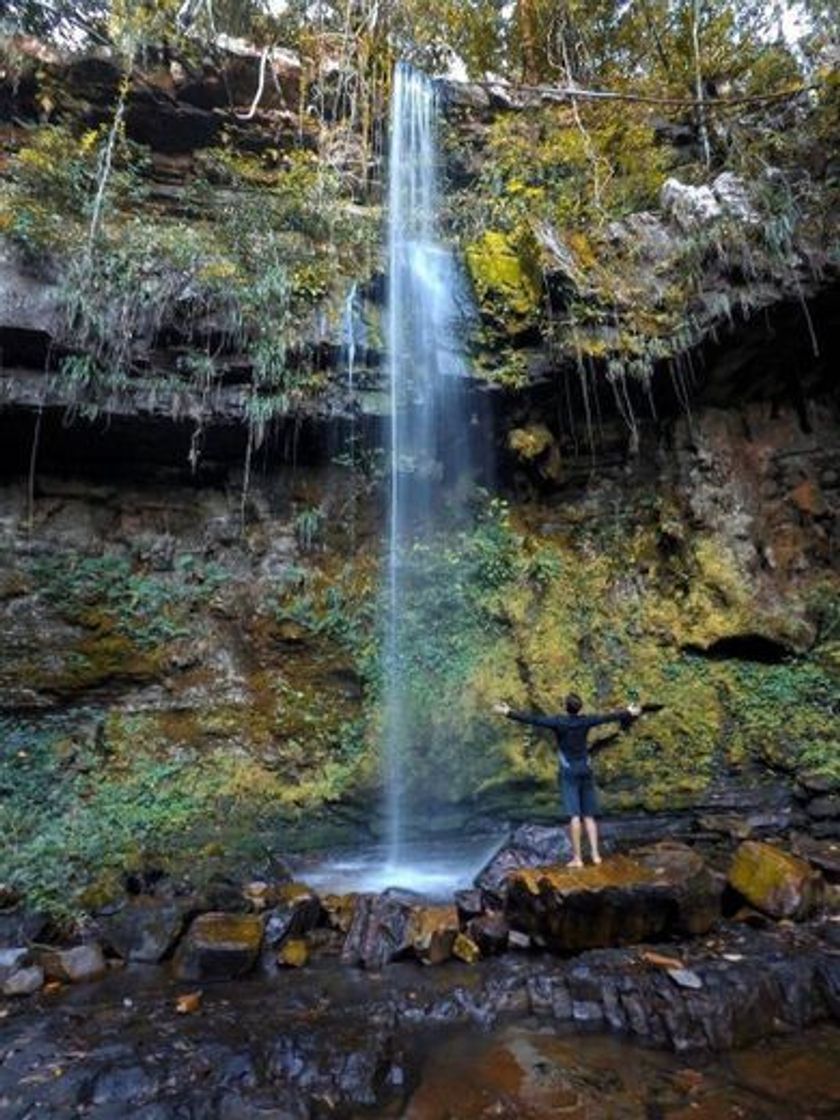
[505,848,722,952]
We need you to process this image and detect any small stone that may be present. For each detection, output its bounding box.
[507,929,531,950]
[452,933,480,964]
[673,1069,705,1094]
[277,938,309,968]
[667,968,703,990]
[242,881,273,910]
[789,478,827,517]
[2,964,44,996]
[0,884,19,908]
[0,947,29,979]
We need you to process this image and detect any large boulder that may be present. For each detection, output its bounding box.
[0,904,46,948]
[633,842,722,935]
[99,898,190,964]
[173,912,264,981]
[505,848,721,953]
[728,841,824,920]
[340,892,415,970]
[476,824,573,905]
[263,883,322,947]
[0,946,29,980]
[340,894,462,968]
[37,943,107,984]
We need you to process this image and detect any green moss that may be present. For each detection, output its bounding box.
[466,229,543,320]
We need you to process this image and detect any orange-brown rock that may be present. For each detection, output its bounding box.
[322,893,358,934]
[505,848,721,953]
[37,944,107,984]
[789,478,827,517]
[727,841,824,920]
[405,905,460,966]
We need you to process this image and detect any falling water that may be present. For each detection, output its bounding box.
[382,63,487,879]
[341,281,359,395]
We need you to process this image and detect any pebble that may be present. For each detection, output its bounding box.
[667,968,704,990]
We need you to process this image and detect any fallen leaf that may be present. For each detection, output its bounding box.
[673,1069,704,1094]
[175,991,202,1015]
[642,950,684,970]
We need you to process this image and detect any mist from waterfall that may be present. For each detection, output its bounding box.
[382,62,488,875]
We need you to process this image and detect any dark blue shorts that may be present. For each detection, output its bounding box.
[560,765,599,818]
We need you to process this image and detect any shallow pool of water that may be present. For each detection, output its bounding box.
[404,1022,840,1119]
[295,833,505,897]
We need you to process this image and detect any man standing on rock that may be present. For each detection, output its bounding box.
[493,694,643,868]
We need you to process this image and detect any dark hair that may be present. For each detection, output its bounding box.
[565,692,582,714]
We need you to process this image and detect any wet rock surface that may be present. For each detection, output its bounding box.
[505,847,721,952]
[36,943,108,984]
[728,840,824,920]
[99,898,193,964]
[174,913,265,982]
[0,921,838,1117]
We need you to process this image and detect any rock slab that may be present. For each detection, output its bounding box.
[728,840,823,919]
[99,899,190,964]
[174,912,264,981]
[505,846,721,952]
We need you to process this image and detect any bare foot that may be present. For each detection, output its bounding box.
[567,858,584,869]
[592,855,602,865]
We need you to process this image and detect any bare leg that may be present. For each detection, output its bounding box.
[568,816,583,868]
[584,816,601,864]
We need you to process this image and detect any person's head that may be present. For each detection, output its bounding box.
[565,692,583,715]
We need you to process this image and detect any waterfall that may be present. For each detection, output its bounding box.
[382,63,483,873]
[341,281,359,396]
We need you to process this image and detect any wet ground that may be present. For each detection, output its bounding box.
[1,941,839,1118]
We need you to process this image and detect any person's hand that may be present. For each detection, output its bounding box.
[627,702,642,718]
[493,702,511,716]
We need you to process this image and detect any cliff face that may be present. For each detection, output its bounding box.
[0,43,838,915]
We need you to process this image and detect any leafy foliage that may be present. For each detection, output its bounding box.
[31,552,228,647]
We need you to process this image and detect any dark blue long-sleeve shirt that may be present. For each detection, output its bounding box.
[507,708,630,771]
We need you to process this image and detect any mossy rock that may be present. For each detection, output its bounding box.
[727,840,823,919]
[174,911,265,980]
[465,229,543,320]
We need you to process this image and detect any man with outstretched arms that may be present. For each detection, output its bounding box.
[493,693,644,868]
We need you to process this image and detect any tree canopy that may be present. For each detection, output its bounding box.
[2,1,832,96]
